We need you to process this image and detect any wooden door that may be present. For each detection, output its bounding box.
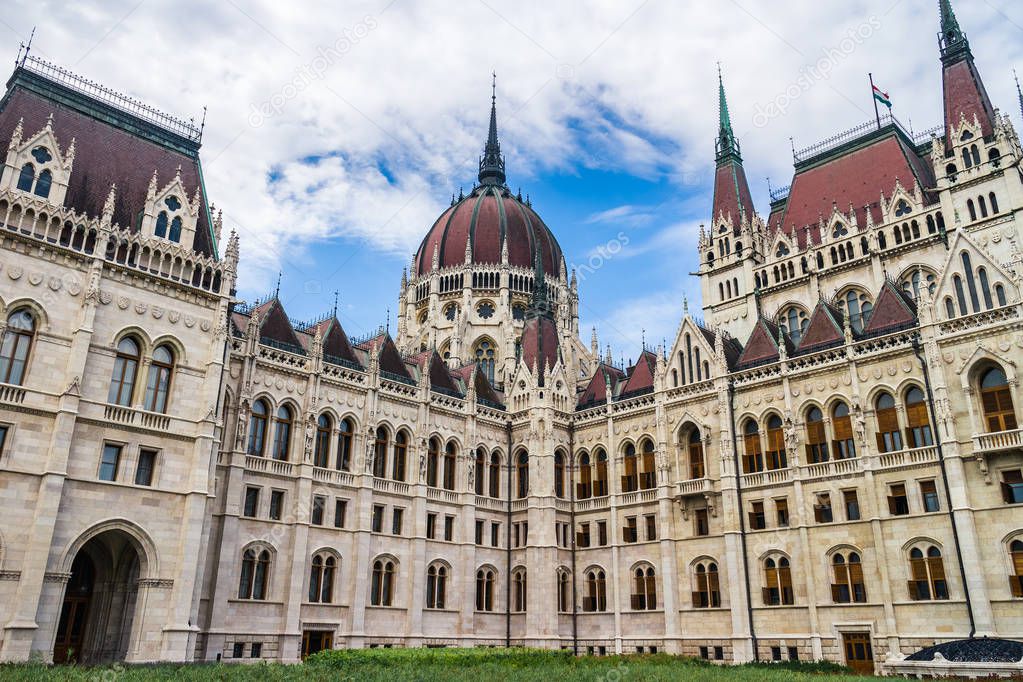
[53,596,89,663]
[843,632,874,675]
[302,630,333,658]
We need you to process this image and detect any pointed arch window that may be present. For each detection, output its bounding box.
[475,568,495,611]
[489,452,501,498]
[442,442,456,490]
[875,392,902,452]
[155,211,168,238]
[370,559,395,606]
[640,439,656,489]
[0,308,35,385]
[980,367,1017,432]
[978,268,993,310]
[474,339,496,384]
[805,407,829,463]
[314,414,333,468]
[426,437,440,487]
[783,307,809,345]
[763,556,793,605]
[238,547,271,600]
[594,448,609,497]
[336,418,353,470]
[693,562,721,608]
[559,569,573,612]
[373,427,389,478]
[765,415,786,470]
[904,387,933,448]
[831,402,856,459]
[426,563,447,609]
[16,163,34,192]
[272,405,293,460]
[248,399,269,456]
[34,169,52,198]
[1009,540,1023,598]
[169,216,182,243]
[143,344,174,413]
[688,429,705,479]
[622,443,638,492]
[308,553,336,603]
[108,337,140,406]
[961,252,981,312]
[512,569,527,612]
[554,451,565,498]
[584,569,607,612]
[474,447,486,495]
[516,451,529,498]
[908,546,948,600]
[831,552,866,603]
[577,452,592,499]
[631,566,656,610]
[843,291,872,333]
[742,420,763,474]
[392,431,407,481]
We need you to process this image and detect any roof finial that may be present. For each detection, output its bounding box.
[333,290,339,318]
[274,271,281,298]
[1015,69,1023,123]
[478,72,506,186]
[386,307,390,335]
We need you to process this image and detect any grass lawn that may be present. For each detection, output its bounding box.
[0,648,883,681]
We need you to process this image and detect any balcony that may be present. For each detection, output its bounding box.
[311,467,355,487]
[245,454,294,477]
[372,477,411,496]
[874,445,939,472]
[677,478,712,497]
[972,428,1023,456]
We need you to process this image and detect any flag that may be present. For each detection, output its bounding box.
[872,84,892,109]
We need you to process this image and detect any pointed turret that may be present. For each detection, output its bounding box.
[938,0,996,141]
[711,66,756,233]
[478,72,506,186]
[1015,70,1023,123]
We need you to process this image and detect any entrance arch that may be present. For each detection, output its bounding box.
[53,526,149,664]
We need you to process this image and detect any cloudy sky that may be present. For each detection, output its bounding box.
[5,0,1023,357]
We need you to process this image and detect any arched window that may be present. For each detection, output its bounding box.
[765,415,786,470]
[426,563,447,609]
[474,339,496,384]
[577,452,592,499]
[979,268,993,310]
[971,144,981,167]
[1009,540,1023,598]
[622,443,638,492]
[996,284,1007,307]
[337,418,353,470]
[553,451,565,498]
[967,199,977,221]
[831,552,866,603]
[905,387,933,448]
[693,562,721,608]
[238,547,270,600]
[516,451,529,498]
[764,556,793,605]
[632,566,656,610]
[474,448,486,495]
[843,290,872,333]
[978,195,988,218]
[107,337,140,406]
[909,546,948,600]
[962,252,981,312]
[489,452,500,498]
[426,438,440,487]
[953,274,968,315]
[832,402,856,459]
[373,427,389,478]
[593,448,609,497]
[248,399,269,456]
[688,429,705,479]
[308,553,336,604]
[141,344,174,412]
[962,147,973,169]
[980,367,1017,432]
[945,296,956,319]
[805,407,829,464]
[314,414,332,467]
[990,192,999,214]
[392,431,407,481]
[370,558,396,606]
[583,569,607,612]
[0,308,35,385]
[272,405,293,460]
[16,163,34,191]
[155,212,168,238]
[875,392,902,452]
[443,442,456,490]
[783,307,809,345]
[169,217,182,242]
[640,439,656,489]
[34,169,52,198]
[512,569,527,612]
[742,420,763,473]
[902,269,937,300]
[475,568,495,611]
[558,569,571,612]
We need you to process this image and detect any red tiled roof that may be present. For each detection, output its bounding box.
[257,299,303,349]
[942,58,996,143]
[520,315,560,381]
[621,350,657,395]
[736,318,784,368]
[772,134,934,248]
[0,72,216,257]
[711,160,756,232]
[796,301,844,352]
[861,280,917,336]
[413,184,563,277]
[577,364,625,407]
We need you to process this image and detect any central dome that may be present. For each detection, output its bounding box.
[412,78,564,279]
[413,184,564,278]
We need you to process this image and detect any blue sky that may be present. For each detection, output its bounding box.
[6,0,1023,357]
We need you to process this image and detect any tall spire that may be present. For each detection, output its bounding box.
[938,0,968,63]
[715,64,741,165]
[1016,69,1023,123]
[528,246,550,316]
[478,72,506,186]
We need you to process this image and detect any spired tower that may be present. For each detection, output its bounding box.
[397,81,590,389]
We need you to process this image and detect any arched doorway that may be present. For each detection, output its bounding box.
[53,529,143,664]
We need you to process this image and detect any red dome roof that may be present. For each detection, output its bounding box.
[414,184,564,278]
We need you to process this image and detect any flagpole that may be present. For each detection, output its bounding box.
[869,72,881,130]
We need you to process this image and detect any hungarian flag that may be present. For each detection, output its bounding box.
[872,84,892,109]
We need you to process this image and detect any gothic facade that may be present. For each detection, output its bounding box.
[0,2,1021,675]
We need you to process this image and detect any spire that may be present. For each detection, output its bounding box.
[715,64,741,165]
[478,72,506,186]
[938,0,968,63]
[528,246,550,317]
[1016,69,1023,123]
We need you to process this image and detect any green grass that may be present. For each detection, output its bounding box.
[0,648,880,681]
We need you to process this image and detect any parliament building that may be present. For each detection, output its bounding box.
[0,2,1021,675]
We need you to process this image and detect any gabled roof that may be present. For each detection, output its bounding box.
[736,317,788,368]
[711,160,756,233]
[452,363,505,407]
[520,315,560,383]
[577,363,626,408]
[0,64,217,257]
[306,317,360,365]
[374,334,414,381]
[796,300,845,352]
[423,351,460,394]
[861,279,917,336]
[620,350,658,396]
[254,299,303,350]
